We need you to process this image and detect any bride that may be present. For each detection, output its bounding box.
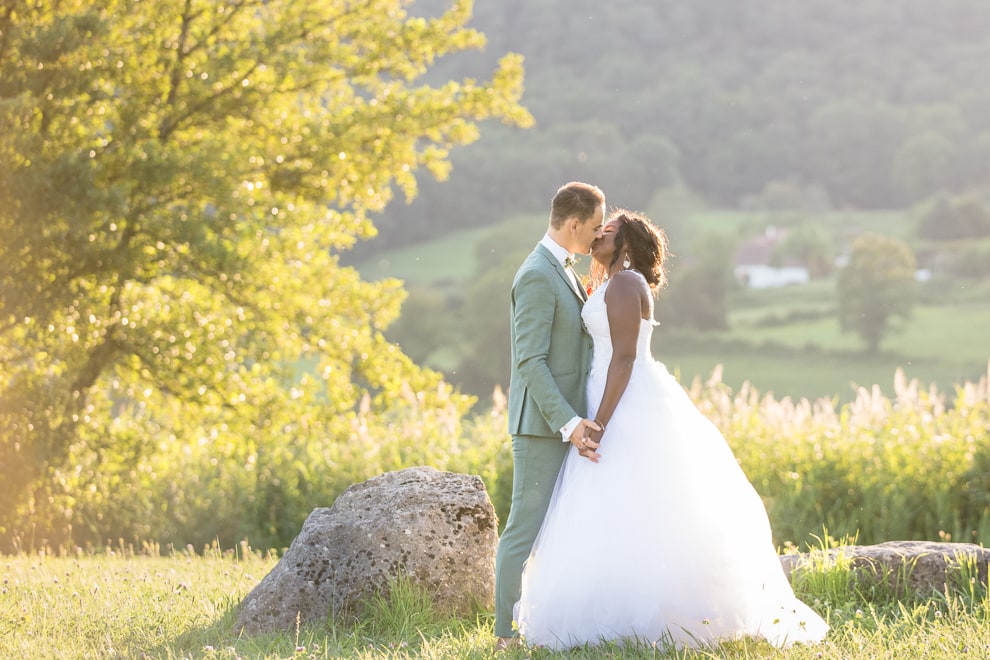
[513,210,829,650]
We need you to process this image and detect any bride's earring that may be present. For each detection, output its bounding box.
[623,256,631,269]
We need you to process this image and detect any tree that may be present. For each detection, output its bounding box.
[837,234,916,353]
[656,232,736,331]
[916,193,990,241]
[775,222,833,278]
[0,0,532,549]
[891,132,955,204]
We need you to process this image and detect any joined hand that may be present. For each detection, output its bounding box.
[569,418,602,463]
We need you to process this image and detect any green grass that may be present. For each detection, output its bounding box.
[888,305,990,362]
[3,545,989,659]
[725,293,990,364]
[818,209,915,240]
[354,224,493,288]
[661,349,982,404]
[674,208,767,237]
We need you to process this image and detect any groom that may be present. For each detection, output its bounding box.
[494,181,606,648]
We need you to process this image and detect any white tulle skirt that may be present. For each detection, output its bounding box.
[514,359,828,650]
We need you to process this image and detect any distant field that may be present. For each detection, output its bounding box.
[660,342,988,404]
[662,293,990,402]
[356,208,990,401]
[727,304,990,361]
[354,224,491,287]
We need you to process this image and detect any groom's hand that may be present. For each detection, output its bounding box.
[569,419,602,462]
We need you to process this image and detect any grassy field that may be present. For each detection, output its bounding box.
[661,275,990,401]
[661,349,985,405]
[3,547,989,659]
[659,293,990,403]
[354,225,495,294]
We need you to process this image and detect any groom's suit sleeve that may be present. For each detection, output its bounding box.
[512,266,579,434]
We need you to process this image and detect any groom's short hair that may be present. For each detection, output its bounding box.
[549,181,605,228]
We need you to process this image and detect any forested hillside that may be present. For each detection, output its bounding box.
[364,0,990,250]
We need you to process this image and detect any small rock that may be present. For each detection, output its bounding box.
[781,540,990,595]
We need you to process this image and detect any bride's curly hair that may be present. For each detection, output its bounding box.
[590,209,670,293]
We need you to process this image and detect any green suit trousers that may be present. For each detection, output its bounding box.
[493,434,570,637]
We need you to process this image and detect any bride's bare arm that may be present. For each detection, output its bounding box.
[585,271,647,446]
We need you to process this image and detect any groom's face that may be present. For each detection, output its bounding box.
[573,205,605,255]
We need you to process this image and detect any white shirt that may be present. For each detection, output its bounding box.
[539,234,583,442]
[540,234,582,294]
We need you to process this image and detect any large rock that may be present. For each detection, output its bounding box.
[780,540,990,595]
[235,466,497,635]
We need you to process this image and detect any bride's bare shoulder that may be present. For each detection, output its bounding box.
[611,269,649,288]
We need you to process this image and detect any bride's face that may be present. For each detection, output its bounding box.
[591,218,622,265]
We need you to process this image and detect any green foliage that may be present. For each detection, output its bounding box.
[655,231,737,331]
[44,364,990,554]
[454,252,526,397]
[696,367,990,548]
[893,132,957,200]
[774,222,834,277]
[383,286,459,366]
[740,179,833,213]
[945,243,990,279]
[0,0,532,550]
[837,233,917,353]
[916,193,990,241]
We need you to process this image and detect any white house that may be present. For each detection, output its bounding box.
[733,227,810,289]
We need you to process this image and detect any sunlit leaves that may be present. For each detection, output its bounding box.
[0,0,531,548]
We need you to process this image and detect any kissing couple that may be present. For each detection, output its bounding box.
[493,181,829,651]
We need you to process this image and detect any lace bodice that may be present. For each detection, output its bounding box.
[581,271,657,376]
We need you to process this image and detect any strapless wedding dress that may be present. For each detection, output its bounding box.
[514,272,828,650]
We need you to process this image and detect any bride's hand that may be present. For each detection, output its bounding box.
[570,419,602,462]
[579,426,605,461]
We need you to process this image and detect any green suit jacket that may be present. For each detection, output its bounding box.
[508,244,593,438]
